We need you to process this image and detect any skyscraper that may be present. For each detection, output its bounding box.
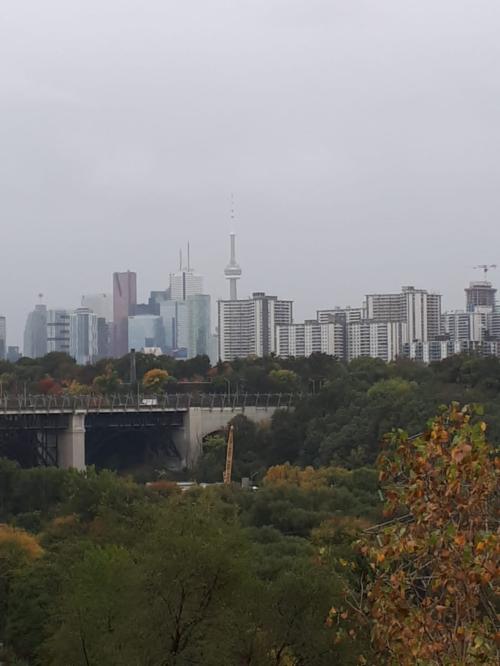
[23,304,48,358]
[0,317,6,360]
[169,248,204,300]
[70,308,98,365]
[224,232,242,300]
[46,309,71,354]
[112,271,137,357]
[186,294,211,358]
[128,314,163,352]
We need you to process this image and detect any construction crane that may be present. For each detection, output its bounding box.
[223,425,234,484]
[473,264,497,279]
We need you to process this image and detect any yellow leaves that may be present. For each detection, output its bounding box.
[143,368,169,389]
[454,534,466,547]
[263,463,331,489]
[476,540,486,553]
[0,523,43,560]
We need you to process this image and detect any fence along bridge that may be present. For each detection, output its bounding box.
[0,394,295,471]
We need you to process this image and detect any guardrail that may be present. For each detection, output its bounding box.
[0,393,300,413]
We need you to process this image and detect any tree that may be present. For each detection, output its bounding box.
[92,364,122,394]
[268,369,300,394]
[143,368,171,393]
[42,498,252,665]
[0,525,43,643]
[355,404,499,664]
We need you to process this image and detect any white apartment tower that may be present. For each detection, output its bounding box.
[218,293,293,362]
[365,286,442,344]
[277,320,344,359]
[347,320,402,363]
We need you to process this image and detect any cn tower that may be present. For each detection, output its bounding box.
[224,232,242,300]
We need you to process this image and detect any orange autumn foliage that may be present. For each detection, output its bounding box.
[0,523,43,561]
[357,404,500,665]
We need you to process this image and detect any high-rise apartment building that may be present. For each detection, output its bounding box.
[46,309,71,354]
[70,308,98,365]
[347,320,402,363]
[487,311,500,340]
[317,307,365,325]
[23,304,48,358]
[443,310,488,344]
[465,281,497,312]
[365,286,442,344]
[218,292,293,361]
[277,320,344,359]
[112,271,137,357]
[0,317,6,360]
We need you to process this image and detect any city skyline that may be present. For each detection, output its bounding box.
[2,249,500,352]
[2,2,500,349]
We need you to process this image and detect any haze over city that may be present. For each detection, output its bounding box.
[2,1,500,345]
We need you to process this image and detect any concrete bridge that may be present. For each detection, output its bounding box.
[0,394,295,471]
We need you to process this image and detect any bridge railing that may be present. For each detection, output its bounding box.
[0,393,300,413]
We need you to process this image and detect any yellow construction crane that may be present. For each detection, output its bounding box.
[223,425,234,484]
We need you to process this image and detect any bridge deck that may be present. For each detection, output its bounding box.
[0,393,296,416]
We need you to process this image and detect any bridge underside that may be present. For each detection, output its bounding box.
[0,404,282,472]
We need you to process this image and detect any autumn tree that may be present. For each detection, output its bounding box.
[355,404,499,665]
[142,368,171,393]
[0,524,43,643]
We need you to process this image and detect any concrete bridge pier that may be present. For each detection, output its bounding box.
[172,408,203,469]
[58,413,86,471]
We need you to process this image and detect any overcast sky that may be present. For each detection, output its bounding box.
[1,1,500,346]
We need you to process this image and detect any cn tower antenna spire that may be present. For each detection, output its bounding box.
[224,195,242,300]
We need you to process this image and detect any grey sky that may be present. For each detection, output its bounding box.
[1,1,500,346]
